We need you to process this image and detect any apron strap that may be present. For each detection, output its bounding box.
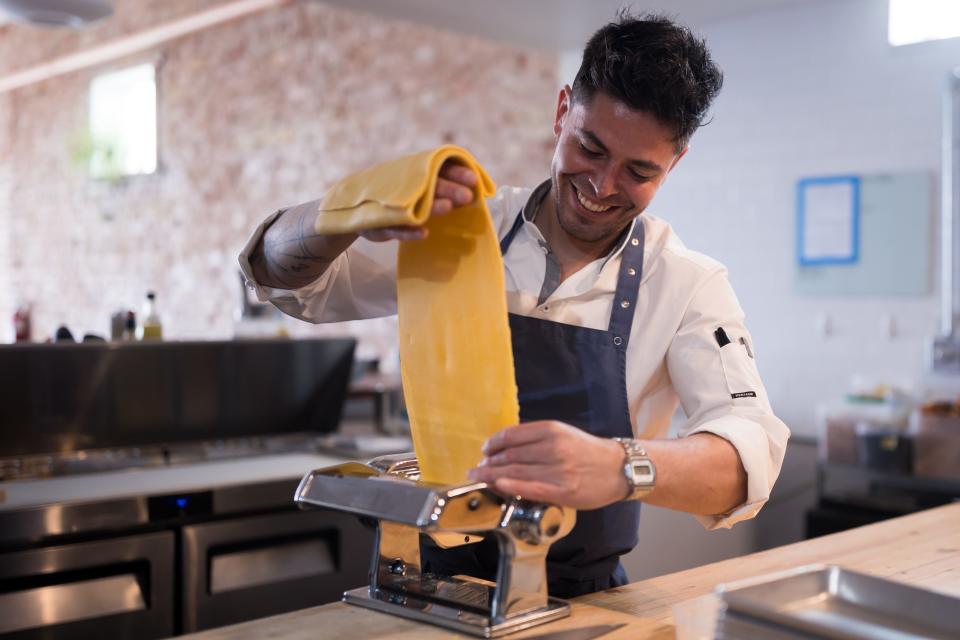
[499,210,525,255]
[502,208,646,350]
[607,218,645,347]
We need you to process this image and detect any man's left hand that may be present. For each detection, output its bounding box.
[468,421,628,510]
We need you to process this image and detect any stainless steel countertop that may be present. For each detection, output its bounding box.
[0,453,349,512]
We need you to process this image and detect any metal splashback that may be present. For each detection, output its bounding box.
[0,338,355,458]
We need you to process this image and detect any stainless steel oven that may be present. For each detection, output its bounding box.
[0,462,376,638]
[0,531,174,639]
[182,509,370,632]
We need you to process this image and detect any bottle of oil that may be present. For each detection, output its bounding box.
[139,291,163,340]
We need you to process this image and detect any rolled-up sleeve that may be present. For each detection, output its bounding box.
[666,268,790,530]
[237,208,399,323]
[238,189,520,324]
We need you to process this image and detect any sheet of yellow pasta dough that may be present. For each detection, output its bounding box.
[315,145,520,485]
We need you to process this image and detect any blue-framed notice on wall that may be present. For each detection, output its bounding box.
[796,175,860,266]
[794,172,932,296]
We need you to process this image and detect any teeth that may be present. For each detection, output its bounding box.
[576,189,612,213]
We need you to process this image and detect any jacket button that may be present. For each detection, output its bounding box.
[620,300,630,309]
[613,336,623,346]
[630,238,639,246]
[627,267,636,276]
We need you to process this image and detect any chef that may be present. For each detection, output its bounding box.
[239,12,790,598]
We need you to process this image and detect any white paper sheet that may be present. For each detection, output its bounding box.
[800,180,857,263]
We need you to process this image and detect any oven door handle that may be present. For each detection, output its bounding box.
[0,572,147,635]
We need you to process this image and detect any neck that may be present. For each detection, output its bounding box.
[534,187,623,281]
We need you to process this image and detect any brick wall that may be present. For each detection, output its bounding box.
[0,0,557,348]
[0,94,11,327]
[0,0,239,75]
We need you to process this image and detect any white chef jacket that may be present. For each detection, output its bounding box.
[238,183,790,530]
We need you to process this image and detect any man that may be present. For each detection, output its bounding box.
[240,13,789,597]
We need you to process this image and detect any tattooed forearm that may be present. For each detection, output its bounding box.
[250,203,358,290]
[297,206,325,260]
[265,247,326,284]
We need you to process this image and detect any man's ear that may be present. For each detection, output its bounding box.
[668,146,689,173]
[553,85,573,137]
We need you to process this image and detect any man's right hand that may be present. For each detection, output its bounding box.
[360,161,478,242]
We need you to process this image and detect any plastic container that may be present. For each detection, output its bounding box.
[909,411,960,480]
[855,422,913,474]
[818,399,911,466]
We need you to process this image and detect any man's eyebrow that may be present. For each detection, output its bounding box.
[579,128,664,174]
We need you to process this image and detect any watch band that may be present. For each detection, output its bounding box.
[612,437,656,501]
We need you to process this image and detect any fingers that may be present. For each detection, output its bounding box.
[469,461,583,507]
[469,462,557,487]
[359,164,478,241]
[492,478,566,505]
[434,159,477,214]
[429,197,455,218]
[482,442,561,467]
[483,422,555,455]
[433,177,474,213]
[359,193,461,241]
[439,161,478,189]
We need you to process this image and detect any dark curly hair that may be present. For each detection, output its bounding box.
[571,11,723,151]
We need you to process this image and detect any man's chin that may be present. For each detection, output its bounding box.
[557,212,619,245]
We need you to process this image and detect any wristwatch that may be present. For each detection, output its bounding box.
[612,438,656,500]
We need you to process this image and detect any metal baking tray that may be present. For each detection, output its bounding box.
[716,565,960,639]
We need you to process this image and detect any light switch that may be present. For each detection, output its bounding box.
[880,314,897,340]
[816,312,832,338]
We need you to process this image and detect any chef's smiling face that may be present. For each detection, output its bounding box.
[549,86,687,248]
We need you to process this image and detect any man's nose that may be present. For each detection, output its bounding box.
[588,166,618,200]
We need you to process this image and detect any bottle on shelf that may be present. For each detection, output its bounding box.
[138,291,163,340]
[123,311,137,341]
[12,303,31,343]
[110,310,126,341]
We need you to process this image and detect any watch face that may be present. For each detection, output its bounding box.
[629,460,656,485]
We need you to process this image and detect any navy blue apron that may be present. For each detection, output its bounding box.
[421,209,645,599]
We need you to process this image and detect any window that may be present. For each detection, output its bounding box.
[87,63,157,179]
[889,0,960,47]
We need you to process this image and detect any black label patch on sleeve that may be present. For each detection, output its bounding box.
[731,391,757,399]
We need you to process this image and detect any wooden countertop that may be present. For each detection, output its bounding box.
[184,503,960,639]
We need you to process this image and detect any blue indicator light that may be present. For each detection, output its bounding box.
[175,497,189,509]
